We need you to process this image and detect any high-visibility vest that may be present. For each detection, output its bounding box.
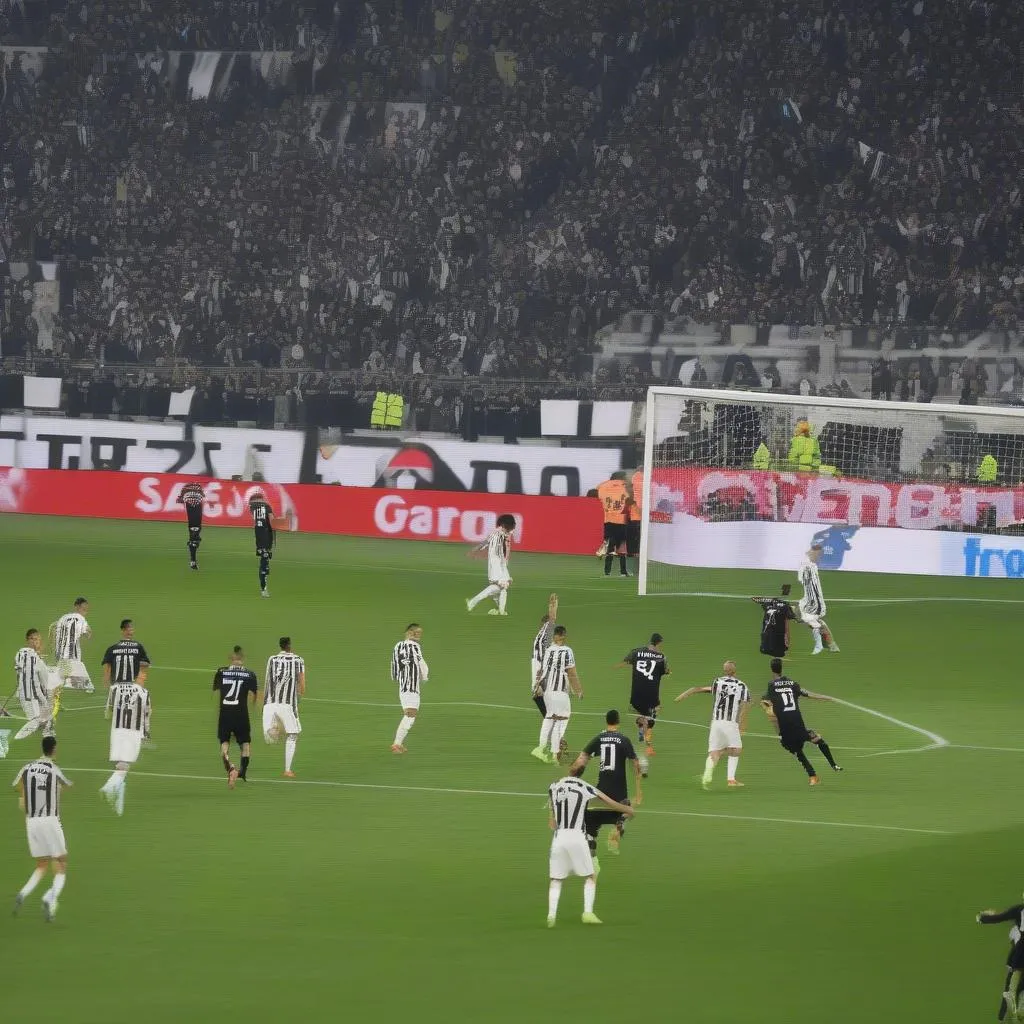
[370,392,404,429]
[597,480,628,524]
[752,443,772,470]
[978,454,998,483]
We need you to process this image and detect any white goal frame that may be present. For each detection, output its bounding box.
[637,385,1024,595]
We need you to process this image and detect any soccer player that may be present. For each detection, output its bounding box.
[760,658,843,785]
[573,709,642,862]
[978,899,1024,1021]
[530,593,559,717]
[532,626,582,765]
[100,676,151,815]
[13,629,60,741]
[262,637,305,776]
[390,624,427,754]
[752,585,798,658]
[546,765,634,928]
[615,633,670,762]
[465,514,516,615]
[213,646,258,788]
[675,661,750,789]
[50,597,93,693]
[101,619,151,689]
[596,474,629,577]
[12,736,71,922]
[250,490,292,598]
[797,545,839,654]
[625,473,643,575]
[180,480,205,570]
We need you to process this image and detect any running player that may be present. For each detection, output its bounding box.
[50,598,93,693]
[615,633,669,763]
[752,585,797,658]
[465,514,517,615]
[180,481,205,570]
[530,593,558,718]
[675,661,750,789]
[100,676,152,815]
[797,545,839,654]
[390,624,427,754]
[262,638,305,776]
[213,646,258,788]
[13,629,60,741]
[532,626,582,765]
[249,491,292,598]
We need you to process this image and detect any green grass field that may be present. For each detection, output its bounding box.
[1,513,1022,1023]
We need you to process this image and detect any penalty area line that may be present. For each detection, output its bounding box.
[61,765,950,836]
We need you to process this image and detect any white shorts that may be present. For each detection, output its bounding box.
[399,691,421,712]
[549,831,594,880]
[530,658,541,694]
[110,727,143,764]
[708,720,743,751]
[19,696,43,722]
[798,600,824,629]
[488,563,511,586]
[26,817,67,859]
[58,659,91,685]
[263,703,301,743]
[544,691,572,719]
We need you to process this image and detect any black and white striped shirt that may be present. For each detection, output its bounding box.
[54,612,88,660]
[15,646,48,702]
[539,644,575,694]
[391,639,427,695]
[548,776,599,833]
[265,652,304,711]
[12,758,70,819]
[107,683,151,733]
[711,676,750,724]
[798,559,825,615]
[531,621,554,663]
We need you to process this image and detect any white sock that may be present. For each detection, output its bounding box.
[547,880,562,918]
[103,768,127,791]
[44,873,66,903]
[19,867,45,899]
[284,735,297,771]
[703,756,715,780]
[812,628,822,647]
[583,877,597,914]
[394,716,415,745]
[539,717,554,750]
[727,755,740,781]
[467,584,500,610]
[550,718,567,753]
[497,587,508,613]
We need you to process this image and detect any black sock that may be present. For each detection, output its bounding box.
[793,748,817,777]
[259,556,270,590]
[222,753,232,773]
[240,755,250,779]
[603,554,613,575]
[188,542,197,561]
[816,738,838,769]
[618,555,627,574]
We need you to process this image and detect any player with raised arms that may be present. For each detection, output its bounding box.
[465,514,516,616]
[675,661,750,789]
[532,626,582,765]
[530,593,558,718]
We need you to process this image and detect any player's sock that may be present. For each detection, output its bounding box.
[259,556,270,591]
[18,867,45,899]
[618,555,627,575]
[703,756,715,783]
[583,877,597,914]
[547,880,562,920]
[284,735,298,771]
[794,749,817,777]
[603,554,613,575]
[221,753,233,773]
[497,587,508,614]
[240,755,250,779]
[467,584,499,610]
[43,873,66,905]
[727,755,740,782]
[816,739,839,770]
[538,717,554,752]
[550,719,567,758]
[394,716,415,746]
[811,627,822,652]
[187,540,198,563]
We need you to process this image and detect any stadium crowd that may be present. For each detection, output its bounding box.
[1,0,1023,406]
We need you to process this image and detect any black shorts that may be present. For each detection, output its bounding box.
[780,726,815,753]
[187,507,203,530]
[626,520,641,556]
[760,640,787,658]
[218,715,252,745]
[631,701,659,722]
[1007,941,1024,972]
[255,531,274,557]
[603,522,628,549]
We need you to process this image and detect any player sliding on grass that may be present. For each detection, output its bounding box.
[797,545,839,655]
[466,514,516,616]
[978,899,1024,1021]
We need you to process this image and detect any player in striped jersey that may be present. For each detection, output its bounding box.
[546,765,634,928]
[50,597,93,693]
[12,736,71,921]
[530,593,558,717]
[100,679,152,815]
[465,514,516,616]
[797,546,839,655]
[13,629,60,741]
[390,624,427,754]
[675,661,751,790]
[531,626,582,765]
[179,481,205,570]
[261,638,305,776]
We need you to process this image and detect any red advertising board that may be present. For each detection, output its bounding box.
[0,469,602,555]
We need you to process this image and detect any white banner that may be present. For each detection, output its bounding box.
[168,388,195,417]
[23,377,62,409]
[540,400,580,436]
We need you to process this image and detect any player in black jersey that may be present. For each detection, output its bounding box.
[179,481,205,570]
[615,633,670,762]
[249,491,291,598]
[572,710,642,863]
[752,585,797,657]
[213,646,259,788]
[100,620,151,688]
[761,658,843,785]
[978,897,1024,1021]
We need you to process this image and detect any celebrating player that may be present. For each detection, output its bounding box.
[13,629,60,741]
[213,646,258,788]
[100,675,152,815]
[760,658,843,785]
[752,585,798,658]
[12,736,71,922]
[572,709,642,862]
[546,765,634,928]
[50,597,93,694]
[180,481,205,571]
[797,545,839,655]
[675,661,750,789]
[615,633,670,764]
[465,514,516,616]
[532,626,582,765]
[390,624,427,754]
[262,637,305,776]
[250,490,292,598]
[596,473,630,577]
[978,898,1024,1021]
[530,593,558,718]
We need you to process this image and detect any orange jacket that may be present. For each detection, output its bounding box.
[597,480,628,524]
[628,471,643,522]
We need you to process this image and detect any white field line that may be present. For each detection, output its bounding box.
[61,765,951,836]
[652,591,1024,606]
[828,697,950,758]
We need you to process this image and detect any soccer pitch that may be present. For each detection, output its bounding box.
[1,514,1021,1023]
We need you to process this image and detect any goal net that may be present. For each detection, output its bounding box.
[637,385,1024,595]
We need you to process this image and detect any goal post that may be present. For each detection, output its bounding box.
[637,385,1024,595]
